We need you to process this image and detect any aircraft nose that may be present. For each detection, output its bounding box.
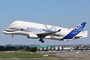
[3,30,6,34]
[3,29,10,34]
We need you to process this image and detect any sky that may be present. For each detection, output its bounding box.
[0,0,90,45]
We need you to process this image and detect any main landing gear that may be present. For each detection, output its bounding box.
[39,38,44,43]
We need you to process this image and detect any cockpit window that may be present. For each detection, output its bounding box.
[5,30,14,32]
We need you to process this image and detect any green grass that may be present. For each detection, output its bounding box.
[0,52,59,58]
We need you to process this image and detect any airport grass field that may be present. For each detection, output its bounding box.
[0,51,59,58]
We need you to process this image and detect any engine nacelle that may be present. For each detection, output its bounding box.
[27,33,38,39]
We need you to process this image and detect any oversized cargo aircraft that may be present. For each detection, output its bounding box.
[3,21,88,43]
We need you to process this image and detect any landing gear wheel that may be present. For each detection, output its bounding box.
[41,40,44,43]
[39,38,44,43]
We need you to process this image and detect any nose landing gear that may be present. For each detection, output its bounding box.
[12,35,13,38]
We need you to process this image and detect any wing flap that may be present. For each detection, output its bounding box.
[37,29,61,38]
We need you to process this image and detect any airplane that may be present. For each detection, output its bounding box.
[3,21,88,43]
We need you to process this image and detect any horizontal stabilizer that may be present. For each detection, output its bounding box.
[83,31,88,37]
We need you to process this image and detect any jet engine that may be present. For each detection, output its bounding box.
[27,33,38,39]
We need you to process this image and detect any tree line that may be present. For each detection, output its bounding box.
[0,46,37,52]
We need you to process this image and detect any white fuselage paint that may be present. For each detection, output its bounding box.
[3,21,85,41]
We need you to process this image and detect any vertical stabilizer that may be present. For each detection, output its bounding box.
[73,22,86,32]
[62,22,86,39]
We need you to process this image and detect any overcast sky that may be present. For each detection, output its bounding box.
[0,0,90,45]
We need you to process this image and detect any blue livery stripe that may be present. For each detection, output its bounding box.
[62,22,86,39]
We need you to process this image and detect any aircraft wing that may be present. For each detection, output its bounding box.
[37,29,61,38]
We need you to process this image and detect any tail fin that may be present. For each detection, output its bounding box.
[62,22,86,39]
[73,22,86,32]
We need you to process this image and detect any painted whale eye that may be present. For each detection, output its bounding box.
[21,29,23,31]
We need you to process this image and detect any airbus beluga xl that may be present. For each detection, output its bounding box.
[3,21,88,43]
